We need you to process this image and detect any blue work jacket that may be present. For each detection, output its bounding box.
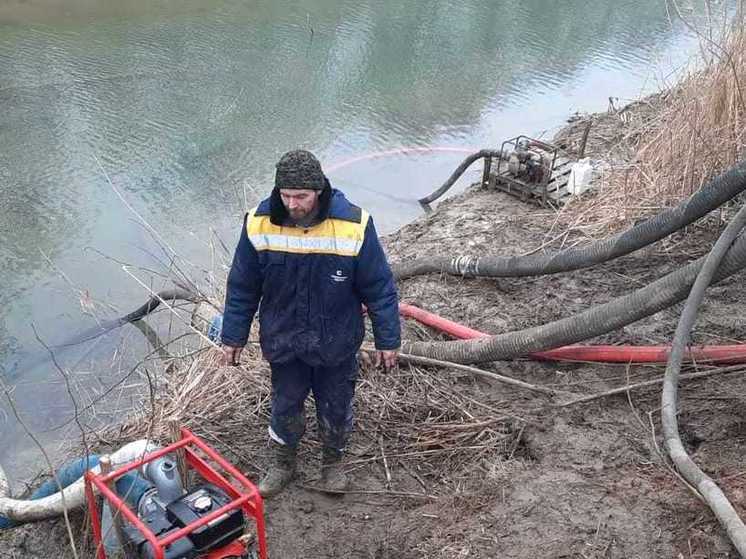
[222,186,400,366]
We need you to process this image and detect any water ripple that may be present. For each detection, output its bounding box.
[0,0,719,463]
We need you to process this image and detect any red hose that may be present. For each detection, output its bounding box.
[326,146,477,173]
[398,302,746,364]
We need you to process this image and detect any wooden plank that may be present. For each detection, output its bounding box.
[547,185,570,201]
[493,167,579,207]
[548,174,570,190]
[531,185,552,201]
[549,167,572,181]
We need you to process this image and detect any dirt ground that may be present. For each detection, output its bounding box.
[4,103,746,558]
[381,187,746,559]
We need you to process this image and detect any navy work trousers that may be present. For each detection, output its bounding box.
[269,355,358,451]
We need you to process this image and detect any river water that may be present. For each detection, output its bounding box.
[0,0,712,475]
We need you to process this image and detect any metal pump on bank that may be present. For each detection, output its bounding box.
[85,428,267,559]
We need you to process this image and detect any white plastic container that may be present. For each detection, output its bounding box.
[567,158,594,195]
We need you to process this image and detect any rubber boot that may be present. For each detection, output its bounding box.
[320,447,349,493]
[258,442,297,498]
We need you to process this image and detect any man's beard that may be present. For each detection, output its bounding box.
[283,195,321,227]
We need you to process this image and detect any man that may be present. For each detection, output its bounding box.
[221,149,400,497]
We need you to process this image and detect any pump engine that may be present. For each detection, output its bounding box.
[123,482,250,559]
[506,138,551,184]
[85,429,267,559]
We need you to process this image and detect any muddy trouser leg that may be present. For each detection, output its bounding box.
[269,359,313,447]
[311,354,359,451]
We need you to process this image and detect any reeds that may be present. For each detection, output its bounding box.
[102,333,521,485]
[560,10,746,237]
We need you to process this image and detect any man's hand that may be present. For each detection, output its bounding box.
[222,344,244,366]
[374,349,399,372]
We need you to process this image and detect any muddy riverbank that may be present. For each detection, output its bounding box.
[3,93,746,558]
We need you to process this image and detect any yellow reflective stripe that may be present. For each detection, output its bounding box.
[244,207,258,238]
[246,210,369,256]
[249,234,362,255]
[361,209,370,230]
[247,216,366,241]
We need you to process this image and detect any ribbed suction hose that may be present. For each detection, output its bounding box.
[0,439,158,523]
[395,160,746,280]
[417,149,507,208]
[661,202,746,554]
[402,220,746,363]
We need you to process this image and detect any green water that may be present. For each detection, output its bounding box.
[0,0,712,473]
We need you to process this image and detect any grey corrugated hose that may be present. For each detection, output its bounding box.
[661,201,746,557]
[402,219,746,363]
[417,149,507,208]
[396,160,746,280]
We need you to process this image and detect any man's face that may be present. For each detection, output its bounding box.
[279,188,320,221]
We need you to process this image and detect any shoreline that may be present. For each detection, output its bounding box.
[3,90,746,558]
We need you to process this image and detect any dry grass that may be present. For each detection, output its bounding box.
[559,9,746,237]
[98,323,522,487]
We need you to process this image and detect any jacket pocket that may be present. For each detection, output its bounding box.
[322,257,355,310]
[261,252,286,288]
[323,312,364,360]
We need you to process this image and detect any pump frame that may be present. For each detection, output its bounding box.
[84,427,267,559]
[492,135,573,206]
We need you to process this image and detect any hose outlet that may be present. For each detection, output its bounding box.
[144,457,185,505]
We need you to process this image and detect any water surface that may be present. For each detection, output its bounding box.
[0,0,709,474]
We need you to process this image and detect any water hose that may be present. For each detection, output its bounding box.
[325,146,477,174]
[54,287,200,350]
[661,202,746,554]
[0,455,150,529]
[398,303,746,364]
[0,456,101,529]
[394,160,746,280]
[401,223,746,363]
[416,149,506,209]
[0,440,158,523]
[9,287,202,383]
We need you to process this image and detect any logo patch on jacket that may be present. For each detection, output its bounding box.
[331,270,348,283]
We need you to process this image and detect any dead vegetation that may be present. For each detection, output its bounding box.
[554,6,746,237]
[4,6,746,559]
[102,335,526,494]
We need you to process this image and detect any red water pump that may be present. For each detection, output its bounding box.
[85,428,267,559]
